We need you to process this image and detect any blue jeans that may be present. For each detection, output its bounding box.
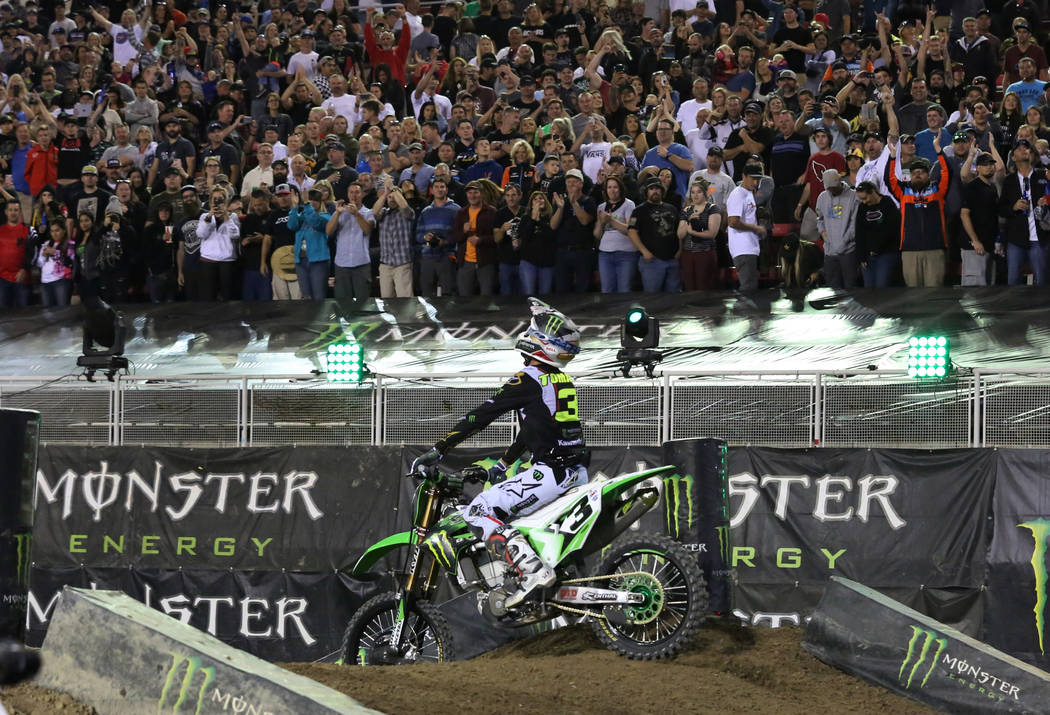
[637,256,681,292]
[1007,242,1048,285]
[40,279,72,307]
[242,269,274,300]
[297,260,330,300]
[498,262,521,296]
[0,278,30,307]
[598,250,637,293]
[861,252,901,288]
[554,248,594,293]
[519,260,554,296]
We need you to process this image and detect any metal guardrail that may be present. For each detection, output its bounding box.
[0,369,1046,449]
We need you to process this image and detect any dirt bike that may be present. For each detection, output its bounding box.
[341,463,707,664]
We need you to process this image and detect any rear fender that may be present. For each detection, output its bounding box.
[352,531,415,575]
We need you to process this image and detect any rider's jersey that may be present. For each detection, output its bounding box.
[436,364,585,465]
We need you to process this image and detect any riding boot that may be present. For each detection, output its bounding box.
[486,525,555,608]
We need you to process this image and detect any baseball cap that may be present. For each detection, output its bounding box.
[952,131,970,143]
[778,69,797,80]
[900,133,915,144]
[847,148,864,160]
[707,145,724,156]
[271,158,287,167]
[328,142,345,151]
[163,166,181,177]
[274,183,292,195]
[565,168,584,181]
[821,169,842,188]
[743,101,763,115]
[164,117,181,126]
[207,121,224,132]
[1015,21,1031,31]
[408,142,424,151]
[520,74,536,85]
[81,165,98,175]
[543,154,560,162]
[975,152,996,166]
[863,130,882,141]
[250,187,268,198]
[811,126,831,136]
[607,156,625,165]
[909,157,932,172]
[180,184,197,193]
[480,55,498,68]
[644,178,664,192]
[106,158,121,168]
[1015,138,1034,149]
[742,163,764,177]
[301,28,315,37]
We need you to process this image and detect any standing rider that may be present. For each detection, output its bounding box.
[412,298,590,607]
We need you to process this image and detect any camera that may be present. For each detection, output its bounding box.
[308,188,322,201]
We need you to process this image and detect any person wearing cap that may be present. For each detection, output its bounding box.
[1003,20,1047,87]
[724,100,776,182]
[688,145,736,210]
[727,162,767,292]
[887,132,950,287]
[451,180,499,295]
[286,27,320,81]
[998,139,1050,285]
[363,5,413,86]
[200,121,241,186]
[264,185,302,301]
[797,95,849,156]
[959,152,1000,286]
[854,181,902,288]
[949,17,998,86]
[815,168,859,288]
[148,117,196,193]
[627,179,681,293]
[551,168,596,293]
[66,165,114,237]
[1005,57,1047,113]
[399,143,436,194]
[48,4,75,48]
[796,126,846,241]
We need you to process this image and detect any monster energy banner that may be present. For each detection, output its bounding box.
[727,447,997,633]
[0,408,40,639]
[983,450,1050,673]
[804,577,1050,713]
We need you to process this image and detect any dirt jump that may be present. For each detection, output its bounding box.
[1,620,933,714]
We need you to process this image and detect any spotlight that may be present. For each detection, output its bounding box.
[76,296,129,381]
[325,342,370,383]
[616,305,662,377]
[906,335,951,379]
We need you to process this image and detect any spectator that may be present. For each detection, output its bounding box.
[452,180,499,295]
[239,190,274,301]
[373,179,417,298]
[241,144,276,202]
[815,169,860,288]
[998,139,1049,285]
[960,153,1000,286]
[267,185,302,301]
[518,191,557,295]
[628,179,681,292]
[795,127,845,242]
[689,146,736,209]
[493,183,525,296]
[550,168,596,293]
[888,138,950,288]
[416,176,460,296]
[36,221,76,307]
[195,189,240,301]
[678,179,721,292]
[0,201,33,307]
[25,125,58,198]
[855,181,902,288]
[727,162,767,292]
[326,182,373,300]
[641,117,693,199]
[141,202,179,303]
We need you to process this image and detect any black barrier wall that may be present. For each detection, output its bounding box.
[0,408,40,639]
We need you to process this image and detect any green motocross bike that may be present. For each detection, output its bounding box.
[341,463,707,664]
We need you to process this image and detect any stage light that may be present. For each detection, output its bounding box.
[617,305,662,377]
[326,343,369,383]
[907,335,950,379]
[76,296,128,381]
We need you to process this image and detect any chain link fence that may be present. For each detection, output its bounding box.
[1,370,1045,448]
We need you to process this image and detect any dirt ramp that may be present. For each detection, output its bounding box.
[283,621,934,715]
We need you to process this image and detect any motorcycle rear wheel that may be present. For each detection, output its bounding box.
[341,591,456,665]
[591,533,707,660]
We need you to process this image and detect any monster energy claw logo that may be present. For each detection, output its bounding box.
[663,474,694,539]
[544,315,564,335]
[158,654,215,715]
[714,525,730,563]
[898,625,947,689]
[1018,518,1050,656]
[13,532,30,586]
[426,530,456,569]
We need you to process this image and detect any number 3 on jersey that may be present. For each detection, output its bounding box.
[554,384,578,422]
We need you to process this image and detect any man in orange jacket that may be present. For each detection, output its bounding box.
[25,125,58,196]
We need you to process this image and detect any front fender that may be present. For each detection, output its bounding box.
[352,530,416,575]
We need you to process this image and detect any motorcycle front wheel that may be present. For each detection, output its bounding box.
[591,533,707,660]
[341,591,457,665]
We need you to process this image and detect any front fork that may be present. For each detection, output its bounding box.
[390,486,444,651]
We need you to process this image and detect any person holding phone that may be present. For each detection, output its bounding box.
[195,189,240,301]
[326,182,374,300]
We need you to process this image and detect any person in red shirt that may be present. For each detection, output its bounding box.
[363,5,413,86]
[794,126,846,243]
[0,201,35,307]
[25,125,58,197]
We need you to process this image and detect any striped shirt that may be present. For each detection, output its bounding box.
[378,206,416,266]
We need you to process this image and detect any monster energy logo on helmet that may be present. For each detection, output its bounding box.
[898,625,947,689]
[1019,518,1050,655]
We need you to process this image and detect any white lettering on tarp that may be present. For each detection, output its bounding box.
[732,608,805,628]
[276,597,316,646]
[34,463,326,521]
[728,472,907,530]
[194,596,235,634]
[24,590,61,629]
[81,461,121,522]
[205,473,247,513]
[248,473,280,513]
[240,597,272,637]
[160,593,193,624]
[166,472,205,521]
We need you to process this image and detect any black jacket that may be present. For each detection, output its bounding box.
[998,168,1050,248]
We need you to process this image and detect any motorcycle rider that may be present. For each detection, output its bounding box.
[412,298,589,608]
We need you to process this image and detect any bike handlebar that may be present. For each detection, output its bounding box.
[405,465,489,484]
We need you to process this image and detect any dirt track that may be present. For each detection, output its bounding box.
[283,620,935,715]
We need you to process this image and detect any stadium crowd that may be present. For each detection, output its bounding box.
[0,0,1049,307]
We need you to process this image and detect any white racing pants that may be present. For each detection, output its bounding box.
[463,462,589,540]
